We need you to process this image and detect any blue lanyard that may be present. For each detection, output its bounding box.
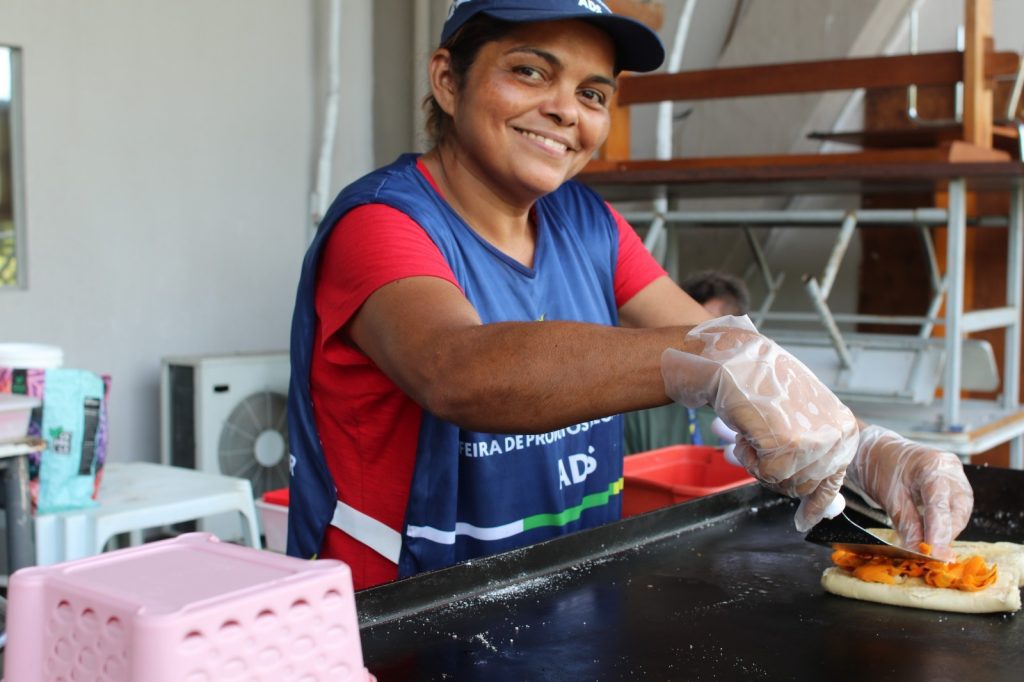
[687,407,702,445]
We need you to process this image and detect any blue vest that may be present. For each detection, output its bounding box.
[288,154,624,577]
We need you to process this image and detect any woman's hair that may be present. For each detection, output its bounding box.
[422,15,519,150]
[681,270,750,315]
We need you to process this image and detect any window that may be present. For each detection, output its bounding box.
[1,45,25,289]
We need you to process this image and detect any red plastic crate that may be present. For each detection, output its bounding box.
[622,445,755,517]
[256,488,289,554]
[264,486,289,506]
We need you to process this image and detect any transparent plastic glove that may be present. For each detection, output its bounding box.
[661,315,859,532]
[845,424,973,561]
[710,416,740,466]
[712,415,847,519]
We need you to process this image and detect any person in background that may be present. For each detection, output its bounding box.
[626,270,751,452]
[287,0,973,590]
[679,270,750,320]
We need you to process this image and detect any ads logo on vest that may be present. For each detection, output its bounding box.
[558,445,597,489]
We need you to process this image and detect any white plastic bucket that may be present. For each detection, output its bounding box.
[0,343,64,369]
[0,393,42,440]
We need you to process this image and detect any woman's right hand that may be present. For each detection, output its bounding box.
[661,315,859,532]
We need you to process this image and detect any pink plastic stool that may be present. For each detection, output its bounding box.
[5,533,373,682]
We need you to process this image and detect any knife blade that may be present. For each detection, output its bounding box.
[805,510,935,562]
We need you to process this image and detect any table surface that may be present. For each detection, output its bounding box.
[90,462,251,510]
[357,466,1024,682]
[0,437,45,459]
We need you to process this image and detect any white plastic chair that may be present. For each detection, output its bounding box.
[33,461,261,565]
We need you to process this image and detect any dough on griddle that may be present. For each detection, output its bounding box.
[821,532,1024,614]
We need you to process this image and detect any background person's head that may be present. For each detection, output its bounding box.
[424,0,665,150]
[681,270,750,318]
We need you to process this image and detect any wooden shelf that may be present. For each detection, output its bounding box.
[580,143,1024,200]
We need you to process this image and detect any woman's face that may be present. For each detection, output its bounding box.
[440,19,616,203]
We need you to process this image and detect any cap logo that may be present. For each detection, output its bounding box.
[579,0,610,13]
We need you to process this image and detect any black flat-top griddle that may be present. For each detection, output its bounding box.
[357,465,1024,681]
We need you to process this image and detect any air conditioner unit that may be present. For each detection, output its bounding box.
[160,352,290,541]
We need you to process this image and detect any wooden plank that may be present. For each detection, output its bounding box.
[964,0,994,147]
[986,50,1018,78]
[615,50,1020,105]
[620,52,961,103]
[587,143,1008,172]
[859,77,1021,132]
[579,168,1024,203]
[947,140,1010,162]
[599,87,632,161]
[579,146,1022,189]
[808,127,960,149]
[808,125,1020,155]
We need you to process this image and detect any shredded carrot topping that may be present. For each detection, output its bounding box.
[831,542,998,592]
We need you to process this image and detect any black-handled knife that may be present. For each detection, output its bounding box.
[805,509,934,562]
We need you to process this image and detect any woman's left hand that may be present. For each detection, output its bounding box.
[845,424,974,561]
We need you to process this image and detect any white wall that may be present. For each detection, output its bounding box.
[0,0,374,464]
[371,0,466,159]
[320,0,376,207]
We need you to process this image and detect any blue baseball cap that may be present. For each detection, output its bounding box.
[440,0,665,73]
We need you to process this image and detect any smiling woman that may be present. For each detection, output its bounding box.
[287,1,692,591]
[0,44,25,289]
[284,0,963,595]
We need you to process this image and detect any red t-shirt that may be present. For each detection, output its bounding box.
[311,160,665,589]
